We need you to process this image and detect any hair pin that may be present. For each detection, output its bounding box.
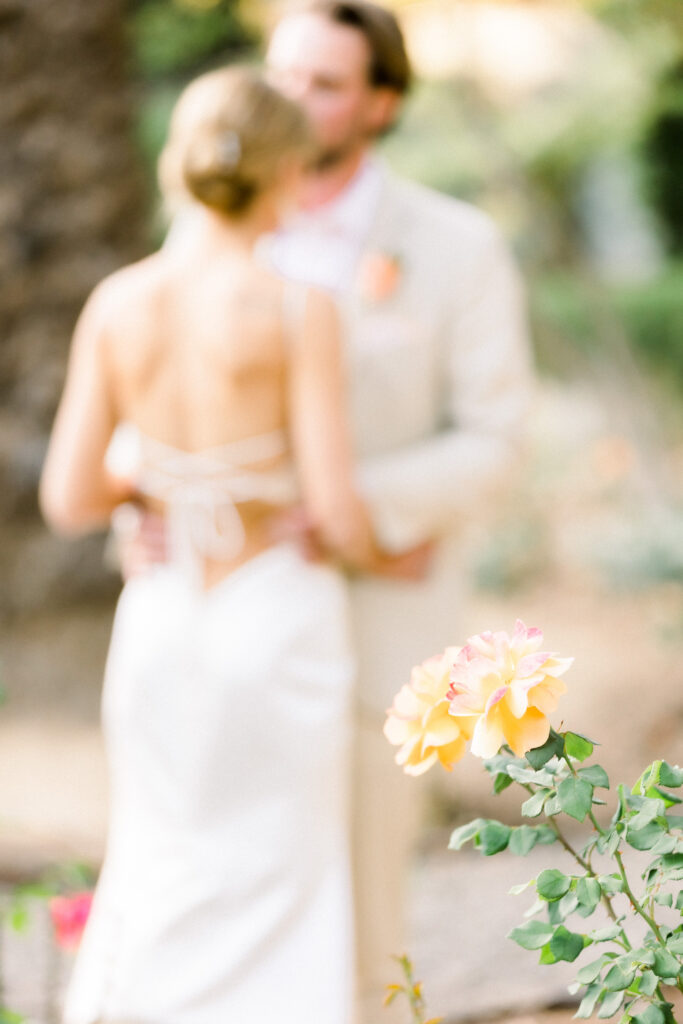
[217,131,241,169]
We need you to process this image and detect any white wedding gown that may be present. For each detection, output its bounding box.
[63,426,356,1024]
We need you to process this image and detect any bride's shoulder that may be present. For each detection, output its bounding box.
[88,254,166,311]
[76,255,169,348]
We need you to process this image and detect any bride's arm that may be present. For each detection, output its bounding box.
[40,283,134,535]
[287,288,377,568]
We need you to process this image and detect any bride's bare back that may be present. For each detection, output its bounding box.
[40,224,374,587]
[108,250,289,453]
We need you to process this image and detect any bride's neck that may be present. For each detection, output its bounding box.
[170,203,272,264]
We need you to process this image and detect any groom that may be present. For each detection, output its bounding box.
[264,3,532,1018]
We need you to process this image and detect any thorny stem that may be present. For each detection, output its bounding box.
[546,813,633,951]
[613,850,665,943]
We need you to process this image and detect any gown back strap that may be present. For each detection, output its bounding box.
[106,423,298,579]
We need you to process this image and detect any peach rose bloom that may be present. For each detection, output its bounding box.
[49,891,93,950]
[447,621,572,759]
[384,648,474,775]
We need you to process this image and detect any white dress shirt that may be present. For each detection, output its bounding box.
[267,158,383,294]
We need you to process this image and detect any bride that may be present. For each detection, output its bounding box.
[40,67,379,1024]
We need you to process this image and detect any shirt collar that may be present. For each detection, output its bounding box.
[289,156,384,243]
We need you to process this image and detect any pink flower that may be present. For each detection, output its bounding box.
[447,621,572,759]
[384,648,474,775]
[49,891,93,950]
[357,251,402,304]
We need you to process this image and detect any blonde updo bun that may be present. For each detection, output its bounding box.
[159,66,312,217]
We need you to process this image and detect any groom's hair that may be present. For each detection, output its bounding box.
[302,0,412,94]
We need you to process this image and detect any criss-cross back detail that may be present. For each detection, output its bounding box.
[106,423,298,580]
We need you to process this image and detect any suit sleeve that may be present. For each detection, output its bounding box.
[358,225,534,552]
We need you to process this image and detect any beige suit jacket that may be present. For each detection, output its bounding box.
[340,168,533,715]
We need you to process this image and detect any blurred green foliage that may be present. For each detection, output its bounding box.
[532,265,683,388]
[127,0,259,240]
[128,0,258,79]
[642,60,683,255]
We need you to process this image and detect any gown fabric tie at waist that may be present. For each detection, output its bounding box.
[62,425,357,1024]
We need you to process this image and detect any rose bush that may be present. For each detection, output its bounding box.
[385,622,683,1024]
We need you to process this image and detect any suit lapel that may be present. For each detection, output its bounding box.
[344,170,414,318]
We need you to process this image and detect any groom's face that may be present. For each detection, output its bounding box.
[266,12,394,168]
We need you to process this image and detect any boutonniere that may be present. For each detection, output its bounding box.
[357,250,403,305]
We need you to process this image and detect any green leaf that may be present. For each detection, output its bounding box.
[649,833,677,856]
[558,891,579,917]
[606,829,621,856]
[659,853,683,878]
[558,777,594,822]
[526,729,565,769]
[629,798,666,830]
[476,820,512,856]
[523,897,546,918]
[484,752,517,775]
[549,925,585,962]
[636,969,658,996]
[676,890,683,910]
[544,793,563,816]
[633,762,663,796]
[493,772,514,794]
[509,826,542,856]
[576,876,602,915]
[653,892,673,907]
[659,762,683,788]
[598,874,625,895]
[668,934,683,953]
[651,948,680,979]
[576,982,601,1018]
[579,764,610,788]
[508,919,555,950]
[539,942,558,964]
[448,819,484,851]
[537,868,571,901]
[507,764,551,785]
[509,878,535,895]
[577,953,612,984]
[652,785,682,806]
[564,732,595,762]
[534,824,558,846]
[603,963,636,991]
[632,1006,665,1024]
[521,790,548,818]
[626,822,666,851]
[597,989,625,1018]
[612,783,627,826]
[590,923,623,942]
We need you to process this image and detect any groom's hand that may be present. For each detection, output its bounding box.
[266,505,328,562]
[266,507,434,580]
[369,540,434,582]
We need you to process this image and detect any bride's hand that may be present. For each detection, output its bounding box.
[111,502,168,580]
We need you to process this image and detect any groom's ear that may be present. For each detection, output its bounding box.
[366,87,402,137]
